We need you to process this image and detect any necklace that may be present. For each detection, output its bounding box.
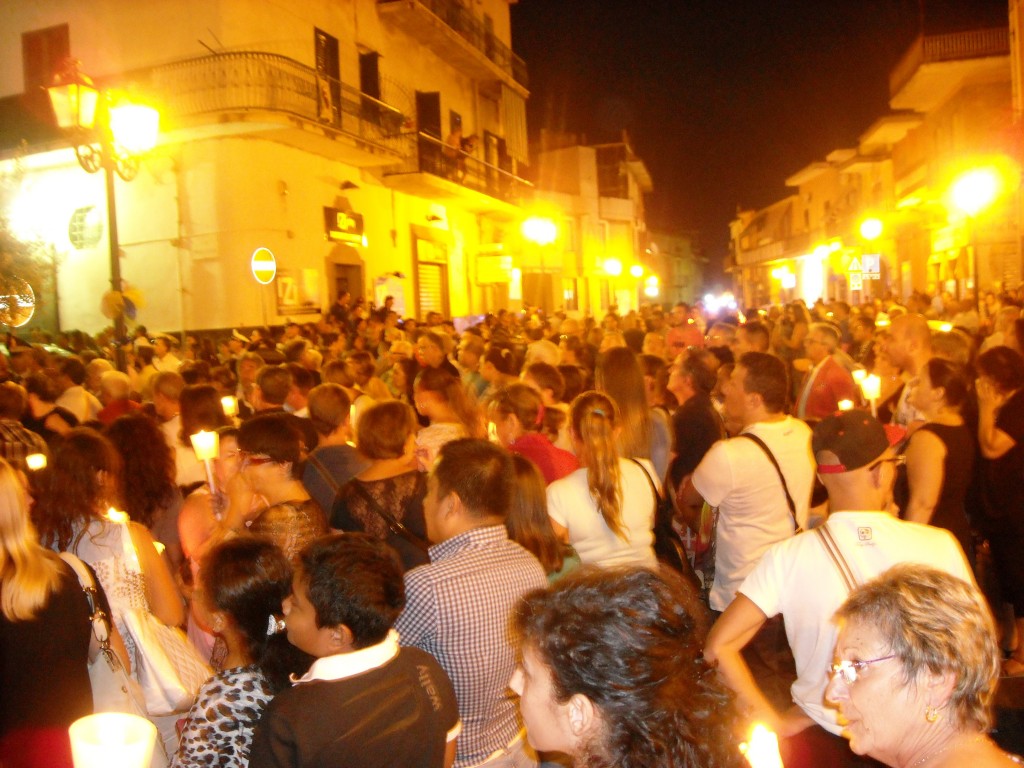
[909,735,985,767]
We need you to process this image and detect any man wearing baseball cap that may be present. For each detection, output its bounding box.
[706,410,973,768]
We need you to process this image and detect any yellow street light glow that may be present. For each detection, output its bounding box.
[950,168,1000,216]
[643,284,659,297]
[813,245,830,260]
[521,216,557,246]
[828,241,842,252]
[603,258,623,276]
[859,218,883,241]
[645,275,659,286]
[109,103,160,154]
[629,264,644,278]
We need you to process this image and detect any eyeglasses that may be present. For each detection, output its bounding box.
[828,654,895,685]
[238,451,276,468]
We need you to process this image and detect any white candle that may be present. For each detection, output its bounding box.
[852,368,866,383]
[69,712,157,768]
[860,374,881,401]
[25,453,46,470]
[837,399,854,411]
[740,723,784,768]
[860,374,881,418]
[190,430,219,461]
[220,395,238,418]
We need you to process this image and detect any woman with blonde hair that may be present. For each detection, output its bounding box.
[0,458,124,768]
[545,392,657,568]
[827,564,1017,767]
[414,366,484,470]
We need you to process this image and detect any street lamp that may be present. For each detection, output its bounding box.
[521,217,557,312]
[949,167,1002,314]
[47,59,159,370]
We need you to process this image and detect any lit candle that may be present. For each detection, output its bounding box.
[220,395,238,418]
[837,399,854,411]
[69,712,157,768]
[740,723,784,768]
[105,507,129,524]
[852,368,866,383]
[190,430,220,495]
[190,430,219,461]
[860,374,881,418]
[25,453,47,470]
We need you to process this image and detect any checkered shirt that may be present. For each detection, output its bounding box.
[395,525,546,768]
[0,419,47,472]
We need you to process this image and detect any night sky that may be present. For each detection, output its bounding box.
[511,0,1009,284]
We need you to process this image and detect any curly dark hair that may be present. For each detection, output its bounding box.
[514,567,745,768]
[104,414,178,529]
[34,428,123,550]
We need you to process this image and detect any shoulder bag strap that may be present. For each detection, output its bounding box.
[350,480,431,552]
[629,458,662,503]
[738,432,801,532]
[307,451,341,495]
[814,526,858,593]
[59,552,113,647]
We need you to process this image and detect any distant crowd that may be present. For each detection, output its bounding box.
[4,284,1024,768]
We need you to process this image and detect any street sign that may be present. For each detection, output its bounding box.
[850,272,863,292]
[251,247,277,285]
[862,253,881,279]
[848,257,862,273]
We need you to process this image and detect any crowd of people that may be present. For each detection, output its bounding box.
[2,285,1024,768]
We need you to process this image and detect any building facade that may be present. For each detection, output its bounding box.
[1,0,535,334]
[730,22,1019,308]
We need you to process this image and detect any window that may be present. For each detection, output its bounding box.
[22,24,69,92]
[314,28,340,126]
[414,236,449,320]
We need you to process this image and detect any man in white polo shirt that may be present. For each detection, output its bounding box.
[687,351,815,613]
[705,410,972,768]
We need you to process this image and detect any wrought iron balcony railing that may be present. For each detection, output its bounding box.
[388,131,531,205]
[378,0,528,88]
[145,51,410,155]
[890,27,1009,98]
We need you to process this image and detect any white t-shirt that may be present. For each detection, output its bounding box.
[692,416,814,611]
[546,458,658,568]
[740,512,972,734]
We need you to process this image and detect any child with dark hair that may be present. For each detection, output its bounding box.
[249,534,460,768]
[173,537,310,768]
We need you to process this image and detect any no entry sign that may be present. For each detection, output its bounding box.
[251,247,277,285]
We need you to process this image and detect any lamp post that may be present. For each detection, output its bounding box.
[47,60,158,370]
[521,217,557,314]
[949,167,1002,315]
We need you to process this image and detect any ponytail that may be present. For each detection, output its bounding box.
[571,391,625,540]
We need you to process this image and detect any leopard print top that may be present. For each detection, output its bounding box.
[171,665,273,768]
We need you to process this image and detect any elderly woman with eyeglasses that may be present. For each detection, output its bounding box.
[827,563,1019,768]
[228,414,327,562]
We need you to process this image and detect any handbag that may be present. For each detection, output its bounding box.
[631,459,700,588]
[58,552,148,718]
[112,520,212,717]
[350,479,431,553]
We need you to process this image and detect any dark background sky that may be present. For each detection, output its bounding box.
[511,0,1009,284]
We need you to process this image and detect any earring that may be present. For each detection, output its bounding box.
[925,705,940,724]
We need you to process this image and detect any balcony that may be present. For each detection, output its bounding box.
[377,0,528,95]
[137,51,409,167]
[889,28,1009,112]
[735,232,810,268]
[382,131,531,217]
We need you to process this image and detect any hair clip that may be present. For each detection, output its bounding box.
[266,615,286,636]
[535,403,546,427]
[592,407,606,417]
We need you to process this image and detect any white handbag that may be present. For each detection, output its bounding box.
[59,552,149,718]
[113,520,212,717]
[121,608,211,716]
